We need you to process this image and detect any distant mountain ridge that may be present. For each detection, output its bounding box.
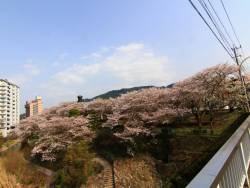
[92,86,154,100]
[91,84,174,100]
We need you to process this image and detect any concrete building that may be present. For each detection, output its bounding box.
[0,79,20,137]
[25,96,43,117]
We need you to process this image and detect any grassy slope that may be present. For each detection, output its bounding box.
[167,112,247,187]
[0,144,48,188]
[0,161,22,188]
[114,156,161,188]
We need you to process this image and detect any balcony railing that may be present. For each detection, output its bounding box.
[187,115,250,188]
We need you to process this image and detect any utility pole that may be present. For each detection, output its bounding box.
[232,46,250,112]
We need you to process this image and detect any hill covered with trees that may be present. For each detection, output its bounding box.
[92,86,154,100]
[85,83,174,101]
[2,63,249,187]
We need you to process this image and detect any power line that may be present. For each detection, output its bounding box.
[219,0,241,46]
[206,0,234,46]
[197,0,233,53]
[188,0,234,58]
[219,0,246,61]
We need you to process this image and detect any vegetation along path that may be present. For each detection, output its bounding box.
[92,158,115,188]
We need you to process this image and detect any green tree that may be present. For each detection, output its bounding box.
[54,141,94,188]
[69,109,81,117]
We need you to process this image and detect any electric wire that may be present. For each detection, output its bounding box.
[188,0,234,58]
[197,0,233,53]
[206,0,235,46]
[219,0,241,46]
[219,0,246,59]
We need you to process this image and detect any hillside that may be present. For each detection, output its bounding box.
[89,83,174,100]
[6,64,248,187]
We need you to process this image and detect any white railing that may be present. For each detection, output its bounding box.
[187,115,250,188]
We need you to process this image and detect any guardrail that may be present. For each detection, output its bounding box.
[187,115,250,188]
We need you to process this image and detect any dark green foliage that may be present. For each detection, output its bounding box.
[27,133,39,144]
[69,108,81,117]
[91,124,171,163]
[132,135,153,153]
[54,141,95,188]
[171,175,188,188]
[88,112,107,131]
[0,135,6,147]
[192,128,208,135]
[150,129,170,162]
[92,128,128,161]
[31,150,66,171]
[112,124,125,133]
[131,129,170,162]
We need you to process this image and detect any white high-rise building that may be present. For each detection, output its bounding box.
[0,79,20,137]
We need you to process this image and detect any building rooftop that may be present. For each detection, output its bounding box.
[0,79,19,88]
[26,96,42,104]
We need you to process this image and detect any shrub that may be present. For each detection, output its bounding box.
[88,112,107,131]
[171,175,188,188]
[69,109,81,117]
[54,141,95,188]
[202,129,208,134]
[192,128,208,135]
[112,124,125,133]
[192,128,200,135]
[0,135,7,147]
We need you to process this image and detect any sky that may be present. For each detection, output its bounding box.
[1,0,250,113]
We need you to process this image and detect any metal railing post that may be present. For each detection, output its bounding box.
[240,142,250,187]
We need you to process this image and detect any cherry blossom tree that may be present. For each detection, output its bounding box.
[14,63,246,161]
[16,108,93,161]
[175,63,239,129]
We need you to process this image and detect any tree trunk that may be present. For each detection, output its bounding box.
[209,110,214,134]
[229,106,234,113]
[191,107,202,128]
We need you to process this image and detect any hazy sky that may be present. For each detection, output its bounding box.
[1,0,250,112]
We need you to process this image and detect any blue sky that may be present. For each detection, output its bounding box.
[1,0,250,112]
